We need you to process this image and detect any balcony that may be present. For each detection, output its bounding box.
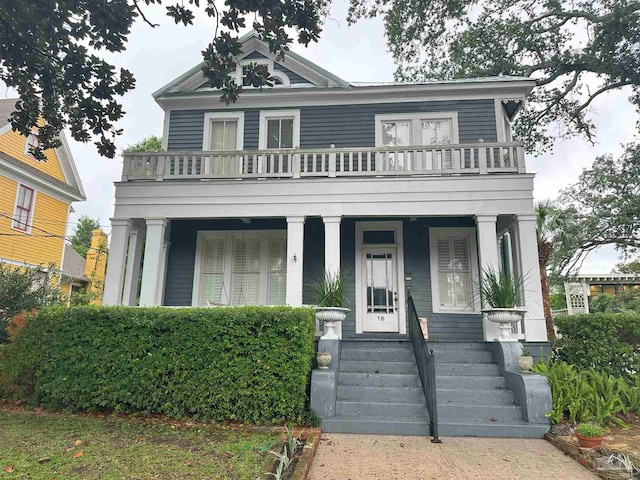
[121,142,526,182]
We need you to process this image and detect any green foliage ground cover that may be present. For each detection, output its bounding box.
[1,306,316,424]
[0,410,278,479]
[533,359,640,427]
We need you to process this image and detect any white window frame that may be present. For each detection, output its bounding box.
[270,70,291,88]
[374,112,460,147]
[202,111,245,151]
[191,229,286,306]
[258,109,300,150]
[11,183,36,234]
[24,130,40,160]
[235,58,291,89]
[429,227,480,314]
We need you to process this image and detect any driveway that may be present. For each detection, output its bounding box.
[308,434,597,479]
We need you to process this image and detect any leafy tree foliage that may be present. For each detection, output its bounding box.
[0,0,328,160]
[349,0,640,152]
[125,135,163,152]
[0,263,62,343]
[616,260,640,274]
[70,216,101,259]
[558,143,640,273]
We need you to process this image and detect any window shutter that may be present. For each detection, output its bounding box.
[200,238,226,305]
[268,237,287,305]
[232,238,261,305]
[436,234,472,308]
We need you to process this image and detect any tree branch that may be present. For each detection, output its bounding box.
[571,80,634,117]
[133,0,159,27]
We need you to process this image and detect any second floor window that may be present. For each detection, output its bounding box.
[25,131,40,159]
[266,118,294,149]
[12,185,35,233]
[209,120,238,151]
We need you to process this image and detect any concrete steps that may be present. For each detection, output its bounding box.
[432,342,547,438]
[323,341,430,436]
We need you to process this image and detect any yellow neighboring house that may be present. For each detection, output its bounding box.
[61,229,109,305]
[0,98,87,292]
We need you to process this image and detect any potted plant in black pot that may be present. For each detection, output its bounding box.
[309,271,349,339]
[478,268,527,341]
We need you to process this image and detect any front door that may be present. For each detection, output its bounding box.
[361,248,400,332]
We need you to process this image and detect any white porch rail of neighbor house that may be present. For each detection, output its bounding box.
[121,142,526,181]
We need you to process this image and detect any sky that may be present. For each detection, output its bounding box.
[3,2,638,273]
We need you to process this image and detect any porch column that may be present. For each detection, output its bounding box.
[515,214,547,341]
[475,215,501,341]
[122,227,144,306]
[139,218,168,306]
[286,216,305,306]
[102,218,132,305]
[323,216,341,277]
[323,216,342,339]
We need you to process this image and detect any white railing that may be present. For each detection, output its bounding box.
[121,142,526,181]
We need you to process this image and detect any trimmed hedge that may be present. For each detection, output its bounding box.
[554,312,640,380]
[3,306,316,423]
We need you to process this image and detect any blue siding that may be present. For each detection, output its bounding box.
[167,100,497,151]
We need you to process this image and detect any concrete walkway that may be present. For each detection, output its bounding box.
[308,434,598,479]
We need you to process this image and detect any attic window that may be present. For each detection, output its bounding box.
[237,59,290,88]
[25,130,41,160]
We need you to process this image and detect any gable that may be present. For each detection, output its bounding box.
[0,98,85,201]
[154,30,350,98]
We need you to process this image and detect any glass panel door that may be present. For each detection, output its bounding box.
[381,121,411,170]
[362,248,400,332]
[421,119,453,169]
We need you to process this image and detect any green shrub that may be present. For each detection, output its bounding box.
[2,306,316,424]
[574,422,604,437]
[554,312,640,380]
[532,359,640,426]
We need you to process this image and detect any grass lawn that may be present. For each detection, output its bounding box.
[0,409,280,479]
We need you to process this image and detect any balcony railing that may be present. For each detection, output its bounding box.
[121,142,526,181]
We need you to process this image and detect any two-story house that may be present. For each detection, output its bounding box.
[103,32,550,437]
[0,99,86,291]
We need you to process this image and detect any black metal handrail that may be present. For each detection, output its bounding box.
[407,295,441,442]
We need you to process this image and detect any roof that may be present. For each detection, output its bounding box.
[350,76,533,87]
[0,98,17,129]
[0,98,86,201]
[62,244,88,282]
[573,274,640,284]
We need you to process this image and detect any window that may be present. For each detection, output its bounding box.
[429,227,479,313]
[376,113,459,170]
[259,110,300,150]
[25,130,40,159]
[192,230,287,306]
[12,185,35,233]
[202,112,244,175]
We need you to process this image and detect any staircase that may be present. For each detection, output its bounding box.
[321,340,430,436]
[432,342,548,438]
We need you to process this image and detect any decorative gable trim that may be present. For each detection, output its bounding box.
[54,132,86,200]
[152,30,350,99]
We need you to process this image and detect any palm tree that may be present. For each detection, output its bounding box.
[535,201,573,342]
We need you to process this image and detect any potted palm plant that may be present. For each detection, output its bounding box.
[478,268,526,341]
[309,271,349,339]
[517,345,534,371]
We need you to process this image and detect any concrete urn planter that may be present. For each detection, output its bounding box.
[517,355,534,371]
[482,307,526,341]
[316,351,332,370]
[315,307,350,339]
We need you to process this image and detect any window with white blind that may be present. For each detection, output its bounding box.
[192,230,287,306]
[202,112,244,176]
[24,130,40,159]
[429,227,479,313]
[12,184,35,233]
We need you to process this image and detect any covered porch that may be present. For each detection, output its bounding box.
[103,213,547,342]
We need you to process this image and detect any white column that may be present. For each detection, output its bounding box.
[102,218,132,305]
[156,240,170,306]
[323,216,341,277]
[475,215,501,341]
[139,218,168,306]
[286,216,305,306]
[122,227,144,306]
[516,214,547,341]
[323,216,342,338]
